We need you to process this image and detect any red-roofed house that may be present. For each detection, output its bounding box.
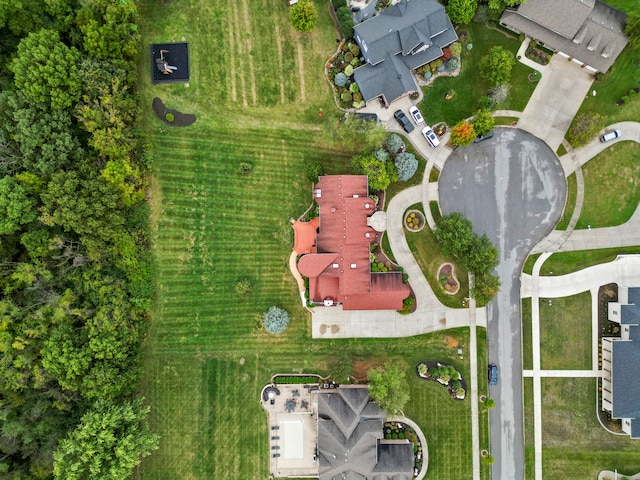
[296,175,410,311]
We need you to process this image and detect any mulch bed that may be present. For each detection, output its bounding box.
[152,97,196,127]
[437,262,459,295]
[415,360,467,401]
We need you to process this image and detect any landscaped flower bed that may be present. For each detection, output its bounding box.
[415,361,466,400]
[404,210,425,232]
[525,41,551,65]
[383,421,423,473]
[437,262,459,295]
[326,40,365,109]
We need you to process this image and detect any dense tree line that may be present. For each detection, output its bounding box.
[0,0,157,478]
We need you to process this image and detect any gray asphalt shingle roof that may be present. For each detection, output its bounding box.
[317,386,414,480]
[621,304,640,325]
[612,326,640,421]
[500,0,627,73]
[353,0,457,104]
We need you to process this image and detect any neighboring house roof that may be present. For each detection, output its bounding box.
[297,175,410,310]
[317,386,414,480]
[353,0,457,104]
[611,325,640,437]
[500,0,628,73]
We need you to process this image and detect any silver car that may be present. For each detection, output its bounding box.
[422,126,440,147]
[409,106,424,125]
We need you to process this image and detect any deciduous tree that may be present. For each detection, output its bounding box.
[0,176,37,235]
[446,0,477,25]
[450,120,476,146]
[566,112,605,147]
[479,46,515,87]
[367,363,409,414]
[10,29,81,110]
[471,109,495,137]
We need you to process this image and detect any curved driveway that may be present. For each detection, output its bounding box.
[438,128,566,480]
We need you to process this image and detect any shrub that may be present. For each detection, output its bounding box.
[488,83,510,104]
[423,70,432,80]
[331,0,345,9]
[344,64,354,76]
[418,364,427,375]
[305,160,324,183]
[353,92,363,102]
[440,373,451,383]
[334,72,348,87]
[630,89,637,97]
[471,109,495,137]
[473,4,489,23]
[566,112,605,147]
[336,6,355,38]
[446,57,459,72]
[622,95,630,103]
[429,367,439,376]
[429,59,443,71]
[450,42,462,57]
[478,96,495,111]
[165,113,174,122]
[442,47,452,61]
[385,133,404,154]
[394,152,419,182]
[344,52,353,63]
[237,162,253,175]
[450,120,476,146]
[349,82,360,93]
[235,279,252,295]
[263,306,290,334]
[374,148,389,163]
[341,92,352,102]
[349,44,360,56]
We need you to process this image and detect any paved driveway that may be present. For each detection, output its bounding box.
[517,55,594,151]
[438,128,566,480]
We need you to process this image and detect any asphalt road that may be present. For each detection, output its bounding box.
[439,128,566,480]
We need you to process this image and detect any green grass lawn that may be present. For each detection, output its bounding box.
[576,141,640,229]
[419,23,537,126]
[540,247,640,276]
[403,203,470,308]
[521,298,533,370]
[541,378,640,478]
[555,173,577,231]
[539,292,591,370]
[523,377,534,480]
[136,0,485,478]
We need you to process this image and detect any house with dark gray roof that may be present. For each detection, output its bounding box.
[500,0,628,73]
[317,385,414,479]
[352,0,457,106]
[602,286,640,438]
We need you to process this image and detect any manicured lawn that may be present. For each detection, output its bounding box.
[521,298,533,370]
[476,327,491,480]
[539,246,640,276]
[555,173,577,231]
[576,141,640,228]
[523,377,534,480]
[539,292,591,370]
[137,0,484,478]
[420,23,537,126]
[522,253,541,275]
[404,203,470,308]
[541,378,640,478]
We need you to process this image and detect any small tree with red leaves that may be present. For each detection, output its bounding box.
[450,120,476,147]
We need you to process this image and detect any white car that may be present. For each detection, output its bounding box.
[422,126,440,147]
[600,129,621,143]
[409,106,424,125]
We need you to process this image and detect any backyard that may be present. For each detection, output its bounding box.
[136,0,486,478]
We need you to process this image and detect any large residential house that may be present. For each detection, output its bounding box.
[296,175,410,310]
[602,286,640,438]
[500,0,628,73]
[353,0,457,106]
[317,385,414,480]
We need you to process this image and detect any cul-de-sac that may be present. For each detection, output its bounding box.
[1,0,640,479]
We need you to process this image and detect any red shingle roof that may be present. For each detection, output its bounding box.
[297,175,410,310]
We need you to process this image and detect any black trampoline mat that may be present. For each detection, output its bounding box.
[151,43,190,84]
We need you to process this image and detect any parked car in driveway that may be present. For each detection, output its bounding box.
[394,109,414,133]
[421,126,440,147]
[409,106,424,125]
[488,364,499,385]
[600,129,621,142]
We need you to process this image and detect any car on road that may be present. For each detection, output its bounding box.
[488,364,499,385]
[394,109,414,133]
[474,131,494,143]
[600,129,621,142]
[408,106,424,125]
[421,126,440,147]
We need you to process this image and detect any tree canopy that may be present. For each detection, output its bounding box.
[450,120,476,146]
[479,46,515,87]
[290,0,318,32]
[0,176,37,235]
[446,0,477,24]
[10,29,82,110]
[471,109,495,137]
[367,363,410,414]
[263,306,291,334]
[626,12,640,50]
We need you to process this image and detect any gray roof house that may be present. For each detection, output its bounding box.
[602,287,640,438]
[353,0,458,105]
[500,0,628,73]
[317,385,414,479]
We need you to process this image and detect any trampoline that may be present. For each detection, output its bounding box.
[151,42,190,84]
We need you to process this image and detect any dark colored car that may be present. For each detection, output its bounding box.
[488,364,499,385]
[393,109,414,133]
[474,131,495,143]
